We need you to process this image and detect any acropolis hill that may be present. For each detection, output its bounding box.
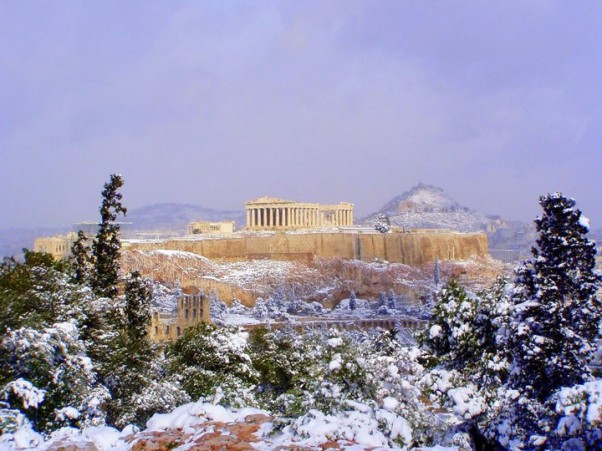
[35,194,492,342]
[124,196,488,266]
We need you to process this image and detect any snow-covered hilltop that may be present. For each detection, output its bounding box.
[362,183,491,232]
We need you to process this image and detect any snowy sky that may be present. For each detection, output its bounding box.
[2,1,602,229]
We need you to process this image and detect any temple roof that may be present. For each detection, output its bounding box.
[246,197,296,205]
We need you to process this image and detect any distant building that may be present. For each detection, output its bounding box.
[246,197,354,230]
[150,292,211,342]
[187,220,235,235]
[34,232,79,260]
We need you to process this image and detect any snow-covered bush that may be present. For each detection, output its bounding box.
[0,323,108,432]
[374,213,391,234]
[0,407,44,449]
[553,379,602,449]
[167,323,259,404]
[419,280,481,369]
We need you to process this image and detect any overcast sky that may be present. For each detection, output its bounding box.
[2,1,602,229]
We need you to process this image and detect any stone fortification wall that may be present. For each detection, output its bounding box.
[126,230,487,266]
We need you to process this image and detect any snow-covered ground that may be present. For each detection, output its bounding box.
[3,398,460,450]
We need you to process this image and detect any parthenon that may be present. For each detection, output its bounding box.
[246,197,354,229]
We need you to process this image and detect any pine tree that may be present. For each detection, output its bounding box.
[70,231,91,284]
[509,193,602,401]
[91,174,127,298]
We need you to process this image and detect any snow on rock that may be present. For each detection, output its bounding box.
[220,314,262,326]
[146,400,266,433]
[147,249,214,263]
[40,425,131,450]
[273,406,415,449]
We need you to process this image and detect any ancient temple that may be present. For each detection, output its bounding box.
[245,197,353,230]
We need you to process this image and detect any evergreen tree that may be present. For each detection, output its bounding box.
[490,193,602,448]
[508,193,601,401]
[379,292,387,307]
[123,271,152,342]
[91,174,126,298]
[388,290,396,310]
[102,272,161,427]
[349,291,357,310]
[0,251,79,330]
[70,231,91,285]
[434,258,440,288]
[374,213,391,233]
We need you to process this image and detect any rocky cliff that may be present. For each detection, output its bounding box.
[125,229,487,267]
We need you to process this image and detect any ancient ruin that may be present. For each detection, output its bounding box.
[246,197,354,229]
[150,292,211,342]
[187,220,235,235]
[34,232,78,260]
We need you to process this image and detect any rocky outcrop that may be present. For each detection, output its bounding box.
[125,230,488,267]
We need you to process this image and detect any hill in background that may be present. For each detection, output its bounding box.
[361,183,491,232]
[360,183,537,261]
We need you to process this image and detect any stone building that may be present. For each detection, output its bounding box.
[187,220,235,235]
[150,292,211,343]
[246,197,353,230]
[34,232,79,260]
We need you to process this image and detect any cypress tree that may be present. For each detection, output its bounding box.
[91,174,127,298]
[349,291,357,310]
[388,290,396,310]
[70,230,91,284]
[123,271,152,342]
[509,193,602,399]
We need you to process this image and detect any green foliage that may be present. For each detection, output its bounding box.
[167,323,259,402]
[0,251,86,331]
[418,278,509,385]
[509,193,602,400]
[70,231,92,285]
[91,174,126,298]
[418,280,479,367]
[0,323,108,432]
[349,291,357,310]
[123,271,152,342]
[485,193,602,448]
